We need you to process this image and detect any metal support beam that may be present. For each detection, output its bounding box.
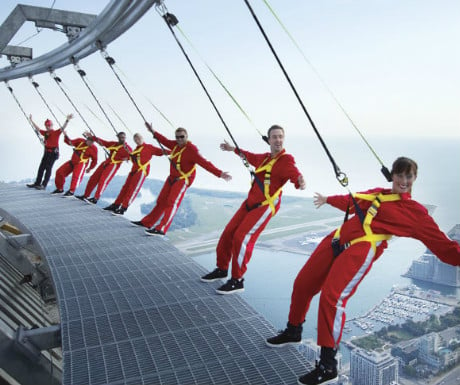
[0,45,32,65]
[15,324,61,360]
[0,4,97,52]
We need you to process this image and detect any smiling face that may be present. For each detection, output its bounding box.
[268,126,284,156]
[133,134,144,146]
[390,157,418,194]
[175,128,188,147]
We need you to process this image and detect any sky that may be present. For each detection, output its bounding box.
[0,0,459,195]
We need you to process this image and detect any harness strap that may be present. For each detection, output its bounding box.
[106,144,124,164]
[332,192,401,256]
[74,142,90,163]
[254,151,285,216]
[170,144,196,185]
[131,146,150,176]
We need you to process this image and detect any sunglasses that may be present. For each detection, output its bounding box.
[176,135,185,139]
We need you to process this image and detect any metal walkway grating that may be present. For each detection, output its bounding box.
[0,183,310,385]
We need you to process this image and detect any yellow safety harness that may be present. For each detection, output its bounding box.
[106,144,125,164]
[130,146,150,176]
[332,192,401,256]
[74,142,90,163]
[169,144,196,185]
[253,151,285,216]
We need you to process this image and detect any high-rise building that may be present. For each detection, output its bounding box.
[350,349,399,385]
[404,224,460,287]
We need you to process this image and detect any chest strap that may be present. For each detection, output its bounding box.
[74,142,90,163]
[170,144,196,185]
[106,144,124,164]
[131,146,150,176]
[332,192,401,256]
[254,151,285,216]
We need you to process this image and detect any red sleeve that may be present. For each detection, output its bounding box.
[39,129,46,136]
[283,154,302,189]
[394,203,460,266]
[148,144,166,157]
[153,131,176,149]
[233,148,267,168]
[327,188,384,213]
[191,144,222,177]
[94,137,114,147]
[88,146,98,170]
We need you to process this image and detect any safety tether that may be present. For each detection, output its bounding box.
[29,76,62,128]
[94,43,172,158]
[4,81,44,146]
[49,69,110,157]
[261,0,391,182]
[243,0,348,187]
[155,2,265,192]
[174,24,269,144]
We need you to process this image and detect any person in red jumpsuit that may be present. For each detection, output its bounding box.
[266,156,460,385]
[27,114,73,190]
[131,123,232,235]
[76,131,132,204]
[52,132,98,197]
[104,132,165,216]
[201,125,306,294]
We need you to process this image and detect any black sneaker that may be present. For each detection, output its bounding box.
[51,189,64,194]
[297,362,338,385]
[63,190,74,197]
[201,268,228,282]
[131,220,146,228]
[27,183,39,188]
[145,228,165,236]
[216,278,244,295]
[112,207,126,216]
[266,323,302,347]
[75,195,86,201]
[103,203,118,211]
[34,185,45,190]
[87,197,98,204]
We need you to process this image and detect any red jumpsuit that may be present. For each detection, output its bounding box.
[55,137,98,193]
[83,138,132,199]
[34,129,63,187]
[216,149,302,279]
[113,143,164,209]
[288,188,460,348]
[140,131,223,234]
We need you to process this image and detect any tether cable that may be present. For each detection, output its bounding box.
[94,44,171,157]
[174,25,269,144]
[261,0,391,182]
[156,4,262,188]
[4,81,44,145]
[49,69,110,156]
[29,76,62,128]
[243,0,348,187]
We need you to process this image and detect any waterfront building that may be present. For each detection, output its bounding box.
[350,349,399,385]
[404,225,460,287]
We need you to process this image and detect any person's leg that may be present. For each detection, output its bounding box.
[94,163,120,200]
[55,161,73,190]
[155,179,188,234]
[84,162,105,197]
[34,152,47,185]
[42,151,57,187]
[123,171,146,208]
[69,163,87,193]
[114,173,134,206]
[141,180,172,227]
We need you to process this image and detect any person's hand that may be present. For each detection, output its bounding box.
[66,113,73,121]
[220,140,235,152]
[298,175,306,190]
[221,171,232,182]
[145,122,154,133]
[313,192,327,208]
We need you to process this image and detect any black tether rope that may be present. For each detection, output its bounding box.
[71,57,119,137]
[49,69,109,157]
[29,76,62,128]
[157,6,263,189]
[94,43,170,158]
[4,81,44,146]
[243,0,348,187]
